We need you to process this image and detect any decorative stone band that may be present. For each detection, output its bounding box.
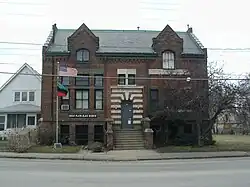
[148,69,190,76]
[110,86,144,125]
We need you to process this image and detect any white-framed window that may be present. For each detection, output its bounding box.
[163,51,175,69]
[76,49,90,62]
[14,92,20,101]
[21,92,28,101]
[0,115,5,131]
[29,91,35,101]
[26,115,36,126]
[117,69,136,86]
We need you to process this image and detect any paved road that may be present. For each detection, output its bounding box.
[0,157,250,187]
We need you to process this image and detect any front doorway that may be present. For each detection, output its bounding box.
[121,100,133,129]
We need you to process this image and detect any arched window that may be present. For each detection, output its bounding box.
[76,49,90,62]
[162,51,175,69]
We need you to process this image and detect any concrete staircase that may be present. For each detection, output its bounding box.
[114,129,145,150]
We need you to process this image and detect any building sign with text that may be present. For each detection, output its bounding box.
[68,114,97,118]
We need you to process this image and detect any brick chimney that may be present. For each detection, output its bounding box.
[187,24,193,33]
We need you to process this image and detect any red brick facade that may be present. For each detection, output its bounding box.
[41,23,207,145]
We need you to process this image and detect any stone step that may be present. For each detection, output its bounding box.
[115,135,143,138]
[114,146,145,150]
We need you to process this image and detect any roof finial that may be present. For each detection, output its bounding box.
[137,26,140,30]
[187,24,189,29]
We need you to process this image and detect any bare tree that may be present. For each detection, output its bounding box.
[150,61,246,146]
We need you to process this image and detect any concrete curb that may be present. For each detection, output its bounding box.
[0,154,249,161]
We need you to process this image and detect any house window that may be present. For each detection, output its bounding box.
[94,74,103,87]
[21,92,28,101]
[29,92,35,101]
[75,90,89,109]
[0,116,5,131]
[75,74,89,86]
[76,49,90,62]
[128,74,136,85]
[7,114,26,128]
[118,74,126,85]
[163,51,175,69]
[150,89,159,110]
[62,76,70,86]
[27,116,36,126]
[95,90,103,110]
[14,92,20,101]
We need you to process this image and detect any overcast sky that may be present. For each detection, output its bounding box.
[0,0,249,86]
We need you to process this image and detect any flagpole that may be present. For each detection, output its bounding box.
[56,61,59,144]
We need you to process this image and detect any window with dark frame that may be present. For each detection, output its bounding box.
[94,89,103,110]
[61,76,70,86]
[75,90,89,109]
[184,123,193,133]
[94,74,103,87]
[128,74,136,85]
[76,49,90,62]
[75,74,89,86]
[118,74,126,85]
[150,89,159,110]
[27,116,36,126]
[0,116,5,131]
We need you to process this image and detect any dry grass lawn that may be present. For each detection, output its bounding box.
[27,145,82,153]
[157,135,250,153]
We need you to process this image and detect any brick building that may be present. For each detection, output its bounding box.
[41,23,208,148]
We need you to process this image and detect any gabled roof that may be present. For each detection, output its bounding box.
[0,63,41,93]
[46,28,205,55]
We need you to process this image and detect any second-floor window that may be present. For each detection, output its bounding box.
[94,74,103,87]
[163,51,175,69]
[29,92,35,101]
[75,89,89,109]
[150,89,159,110]
[14,91,35,102]
[94,90,103,110]
[61,76,70,86]
[118,74,136,85]
[76,49,90,62]
[75,74,89,86]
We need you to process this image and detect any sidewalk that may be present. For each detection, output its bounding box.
[0,150,249,161]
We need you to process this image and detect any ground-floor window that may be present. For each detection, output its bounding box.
[75,125,88,145]
[94,125,104,143]
[7,114,37,129]
[0,116,5,131]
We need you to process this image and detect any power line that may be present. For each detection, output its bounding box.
[0,71,249,81]
[2,41,250,51]
[0,1,48,6]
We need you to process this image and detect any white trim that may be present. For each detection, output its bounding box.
[0,63,41,93]
[111,86,144,89]
[130,94,143,100]
[111,110,121,114]
[133,110,143,114]
[148,69,190,75]
[133,99,143,103]
[26,114,37,127]
[133,104,143,109]
[111,99,121,103]
[133,115,143,119]
[111,105,121,109]
[133,120,141,124]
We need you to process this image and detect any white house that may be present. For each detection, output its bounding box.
[0,63,41,131]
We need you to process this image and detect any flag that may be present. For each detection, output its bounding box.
[59,64,78,77]
[57,82,68,97]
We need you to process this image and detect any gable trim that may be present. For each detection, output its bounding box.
[0,63,41,93]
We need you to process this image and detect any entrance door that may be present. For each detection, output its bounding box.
[121,100,133,129]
